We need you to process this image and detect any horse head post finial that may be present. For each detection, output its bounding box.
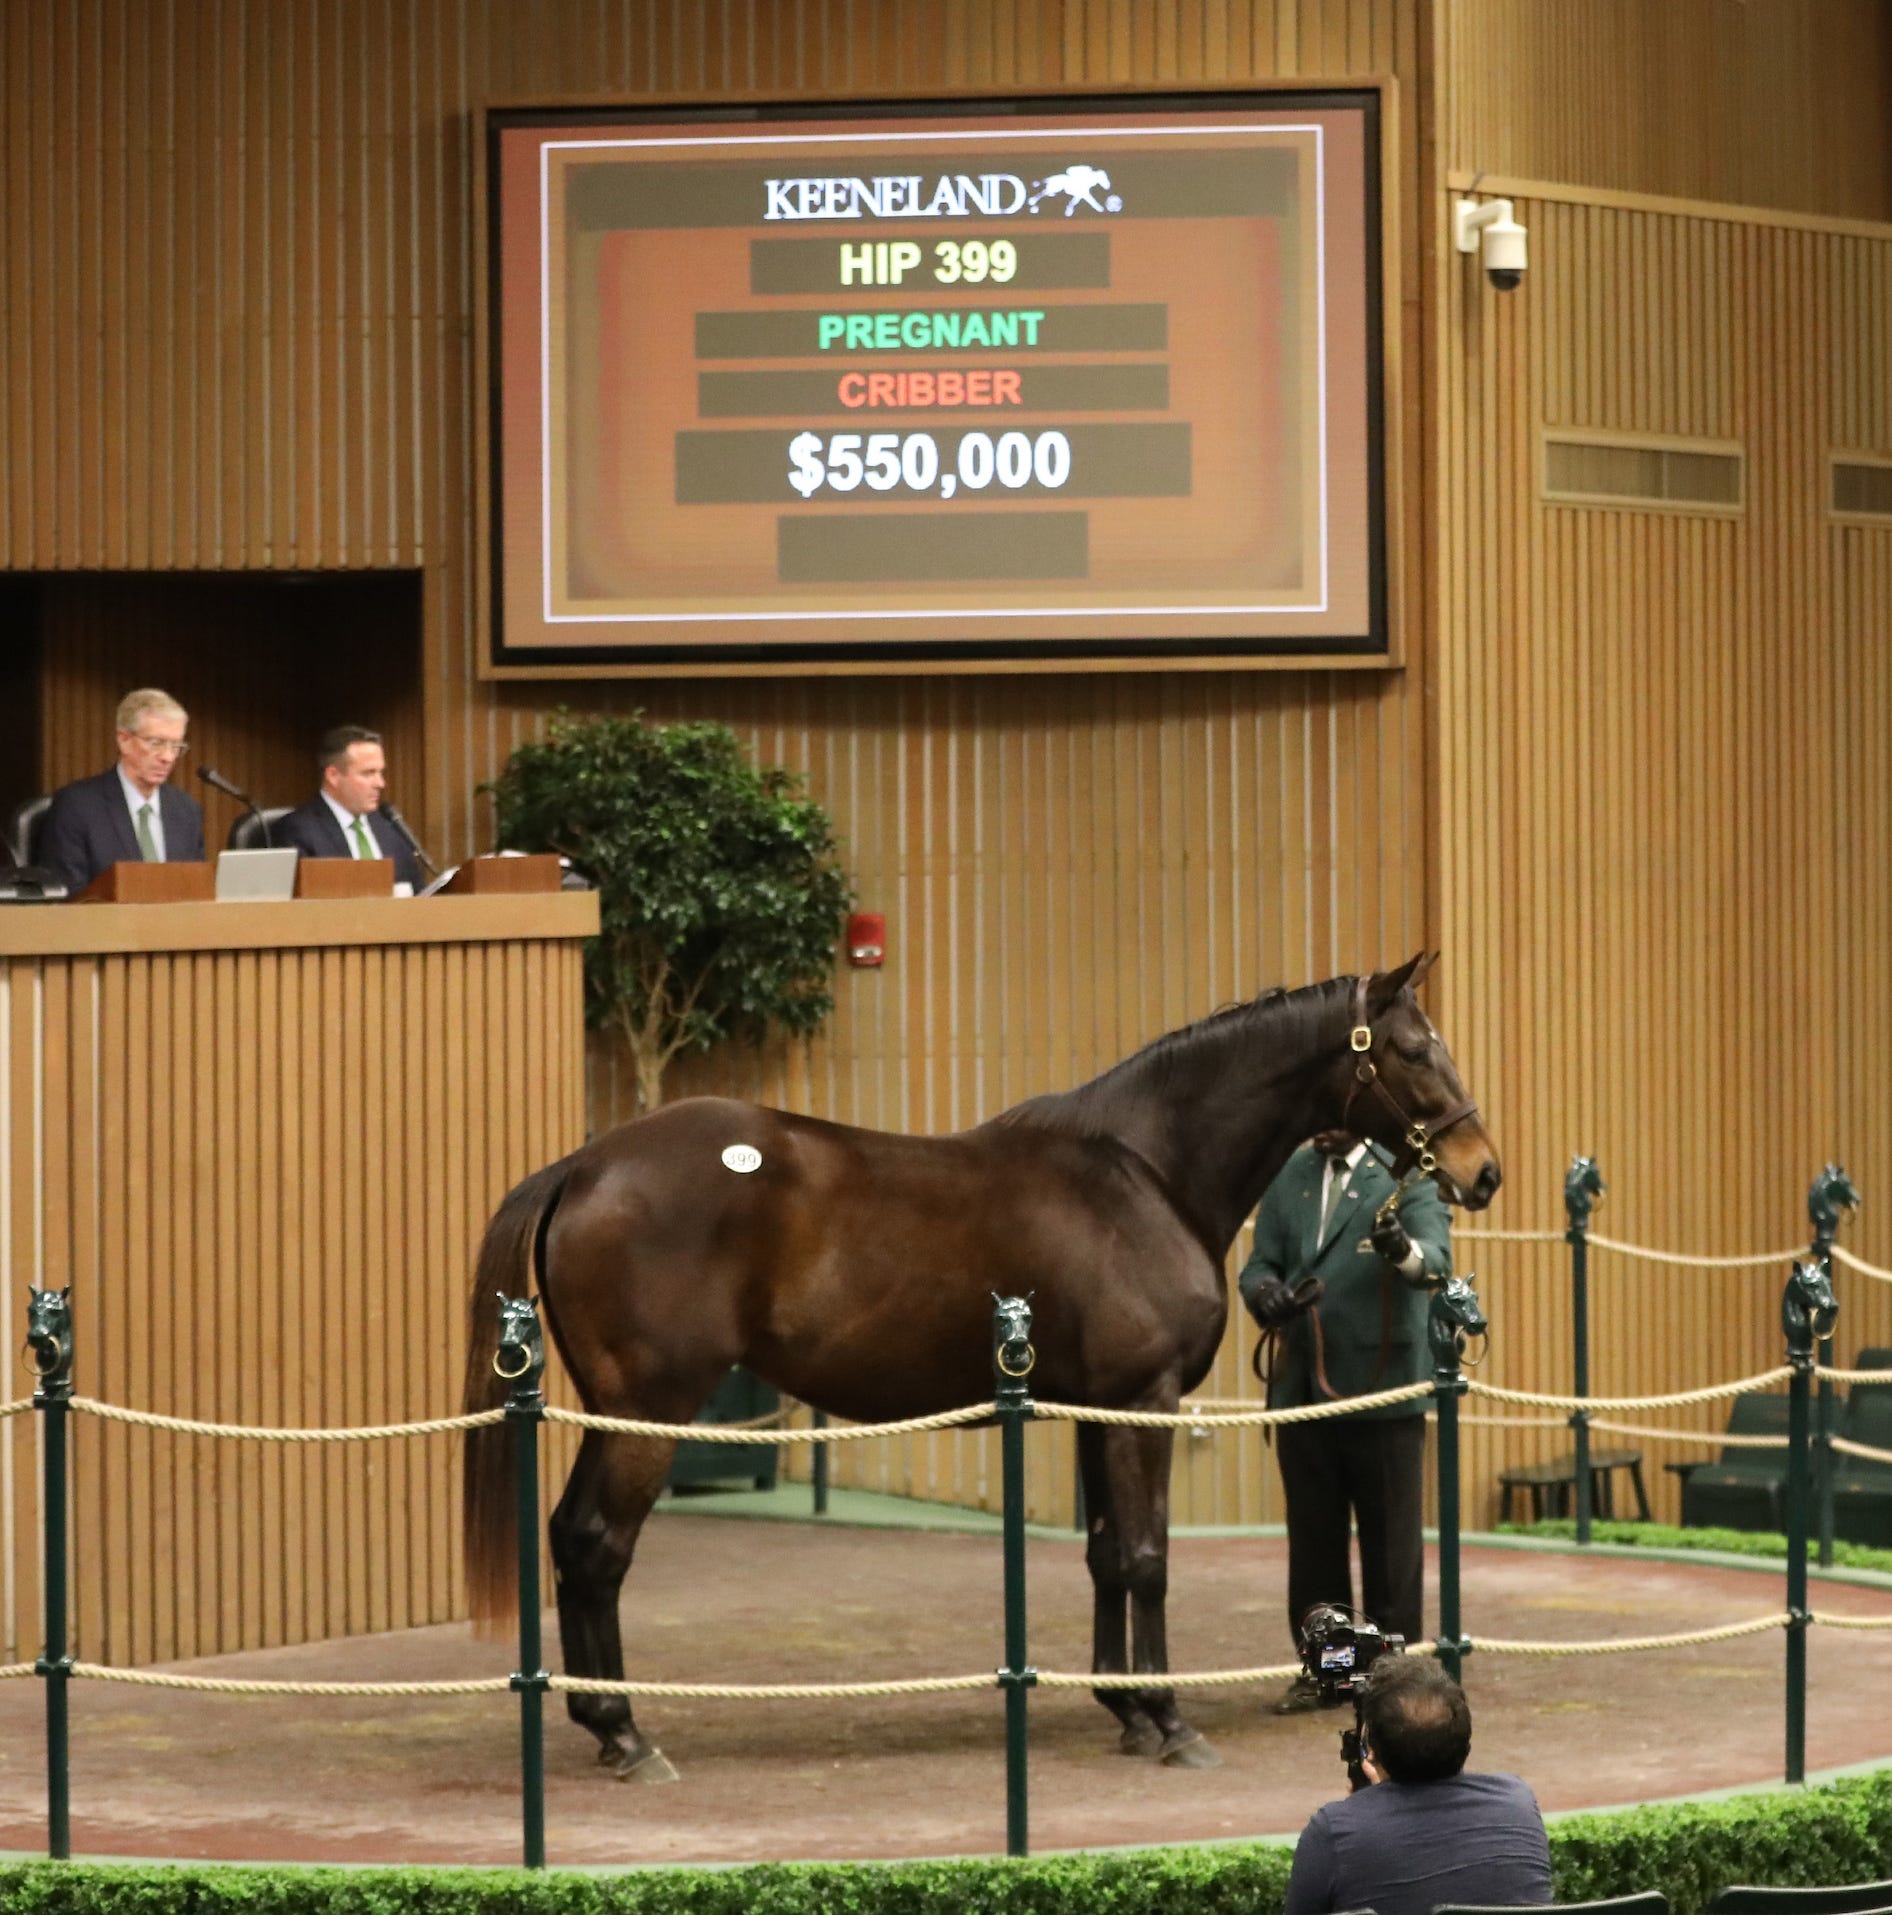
[1564,1156,1605,1237]
[492,1293,545,1404]
[26,1286,75,1401]
[1428,1275,1488,1375]
[1807,1164,1859,1254]
[1782,1259,1838,1362]
[991,1293,1036,1408]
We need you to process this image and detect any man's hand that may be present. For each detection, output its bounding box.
[1248,1275,1307,1329]
[1368,1210,1414,1266]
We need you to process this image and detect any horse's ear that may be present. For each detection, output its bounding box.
[1365,951,1427,1013]
[1411,950,1439,992]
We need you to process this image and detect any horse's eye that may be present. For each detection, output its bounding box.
[1396,1042,1429,1066]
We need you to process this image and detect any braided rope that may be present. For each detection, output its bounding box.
[1456,1228,1564,1244]
[69,1661,511,1697]
[69,1398,508,1442]
[0,1662,36,1680]
[544,1402,997,1443]
[1818,1366,1892,1384]
[1467,1369,1793,1412]
[1035,1383,1433,1429]
[1588,1235,1800,1269]
[551,1672,995,1700]
[1832,1246,1892,1284]
[1809,1611,1892,1632]
[1476,1615,1787,1654]
[1831,1435,1892,1466]
[1463,1414,1568,1431]
[1588,1418,1786,1448]
[1036,1661,1309,1691]
[0,1398,32,1421]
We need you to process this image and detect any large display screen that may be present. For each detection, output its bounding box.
[486,93,1388,668]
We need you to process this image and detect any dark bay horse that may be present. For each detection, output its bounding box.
[463,953,1501,1780]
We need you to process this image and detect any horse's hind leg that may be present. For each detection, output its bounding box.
[1078,1423,1164,1757]
[1106,1422,1221,1770]
[550,1427,679,1782]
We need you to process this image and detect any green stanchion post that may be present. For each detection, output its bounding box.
[992,1294,1037,1858]
[1780,1257,1835,1785]
[1808,1164,1858,1571]
[495,1295,549,1869]
[1565,1157,1604,1545]
[1429,1276,1485,1683]
[27,1287,75,1861]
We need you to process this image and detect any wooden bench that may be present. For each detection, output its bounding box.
[1498,1447,1651,1524]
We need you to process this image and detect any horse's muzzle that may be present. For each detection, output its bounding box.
[1463,1161,1502,1211]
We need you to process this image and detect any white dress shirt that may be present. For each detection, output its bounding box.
[1322,1142,1426,1278]
[117,765,167,861]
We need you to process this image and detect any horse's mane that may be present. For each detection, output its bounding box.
[989,974,1352,1142]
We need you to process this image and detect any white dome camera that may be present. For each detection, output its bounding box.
[1454,195,1528,291]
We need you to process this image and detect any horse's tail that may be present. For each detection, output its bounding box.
[462,1153,575,1635]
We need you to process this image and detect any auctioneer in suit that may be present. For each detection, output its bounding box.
[40,769,207,898]
[1238,1138,1452,1653]
[272,797,423,893]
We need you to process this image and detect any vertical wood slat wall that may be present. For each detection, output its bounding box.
[2,0,1890,1578]
[1431,184,1892,1521]
[0,931,587,1666]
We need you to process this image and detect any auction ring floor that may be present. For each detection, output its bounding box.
[1,1494,1889,1869]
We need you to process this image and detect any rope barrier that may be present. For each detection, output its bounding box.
[1831,1435,1892,1466]
[1036,1661,1309,1691]
[69,1661,512,1698]
[1832,1246,1892,1284]
[1474,1615,1787,1654]
[0,1398,32,1421]
[0,1662,36,1680]
[544,1402,997,1443]
[1463,1414,1568,1431]
[1588,1235,1800,1269]
[1816,1366,1892,1384]
[1588,1418,1786,1448]
[1035,1383,1433,1430]
[1456,1228,1563,1244]
[1809,1611,1892,1632]
[1467,1369,1793,1412]
[551,1672,996,1701]
[67,1398,510,1442]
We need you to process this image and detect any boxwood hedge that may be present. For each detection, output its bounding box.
[1,1770,1888,1915]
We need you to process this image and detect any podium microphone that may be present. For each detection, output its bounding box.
[197,765,272,848]
[378,800,438,877]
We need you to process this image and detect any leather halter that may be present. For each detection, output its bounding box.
[1340,976,1480,1181]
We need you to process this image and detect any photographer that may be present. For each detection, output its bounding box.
[1240,1130,1452,1712]
[1284,1657,1551,1915]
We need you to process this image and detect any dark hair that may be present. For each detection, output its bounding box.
[1359,1656,1472,1784]
[318,725,382,772]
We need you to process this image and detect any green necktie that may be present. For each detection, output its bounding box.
[350,816,374,860]
[135,802,158,862]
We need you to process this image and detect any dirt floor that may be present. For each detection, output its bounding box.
[2,1506,1890,1869]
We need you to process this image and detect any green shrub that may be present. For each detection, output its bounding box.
[1497,1520,1892,1578]
[2,1773,1889,1915]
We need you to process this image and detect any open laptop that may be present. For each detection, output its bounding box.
[214,847,300,902]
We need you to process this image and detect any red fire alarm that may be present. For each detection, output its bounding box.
[847,912,886,968]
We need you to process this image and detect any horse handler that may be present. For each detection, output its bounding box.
[1239,1129,1453,1713]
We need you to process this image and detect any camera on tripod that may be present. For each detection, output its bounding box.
[1298,1604,1405,1790]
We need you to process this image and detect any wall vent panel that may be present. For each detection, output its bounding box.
[1544,434,1745,511]
[1833,457,1892,517]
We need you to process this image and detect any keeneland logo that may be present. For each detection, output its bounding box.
[762,167,1123,221]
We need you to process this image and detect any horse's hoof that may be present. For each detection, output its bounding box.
[601,1741,680,1784]
[1117,1721,1166,1758]
[1159,1728,1222,1770]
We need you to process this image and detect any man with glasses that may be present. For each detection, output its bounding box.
[41,688,207,897]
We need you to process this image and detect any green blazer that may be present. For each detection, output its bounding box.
[1237,1141,1453,1421]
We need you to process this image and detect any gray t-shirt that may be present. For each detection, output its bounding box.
[1284,1771,1553,1915]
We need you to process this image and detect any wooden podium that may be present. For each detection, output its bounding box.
[0,890,599,1668]
[294,856,394,898]
[440,853,562,895]
[76,860,216,903]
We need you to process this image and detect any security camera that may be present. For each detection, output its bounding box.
[1454,195,1527,291]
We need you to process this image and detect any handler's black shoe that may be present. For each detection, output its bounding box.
[1272,1675,1326,1715]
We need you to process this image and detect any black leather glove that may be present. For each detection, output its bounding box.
[1247,1274,1304,1330]
[1368,1210,1414,1266]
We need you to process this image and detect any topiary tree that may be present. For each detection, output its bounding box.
[486,713,853,1113]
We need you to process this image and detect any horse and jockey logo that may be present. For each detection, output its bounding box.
[1026,164,1122,216]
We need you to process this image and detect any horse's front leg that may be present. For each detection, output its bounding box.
[1112,1422,1220,1769]
[1078,1422,1165,1756]
[550,1428,680,1782]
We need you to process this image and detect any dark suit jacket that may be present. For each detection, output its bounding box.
[274,797,423,892]
[1237,1141,1453,1419]
[40,768,206,897]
